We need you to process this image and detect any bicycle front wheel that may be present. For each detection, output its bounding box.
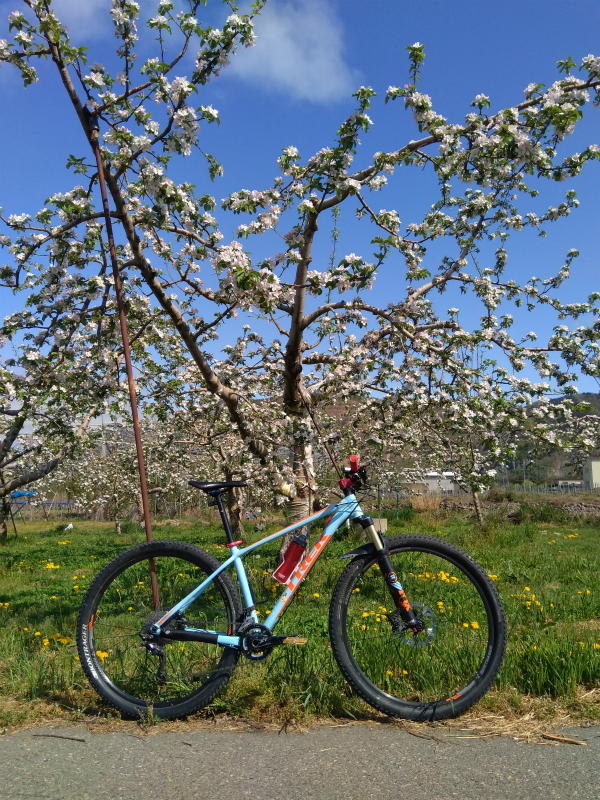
[329,534,506,721]
[77,540,242,719]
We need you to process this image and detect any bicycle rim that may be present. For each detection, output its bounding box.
[336,537,504,716]
[81,546,239,712]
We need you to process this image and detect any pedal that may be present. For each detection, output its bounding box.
[261,634,308,647]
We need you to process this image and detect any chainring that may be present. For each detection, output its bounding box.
[238,621,274,661]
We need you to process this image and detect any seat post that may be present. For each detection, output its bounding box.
[213,493,235,545]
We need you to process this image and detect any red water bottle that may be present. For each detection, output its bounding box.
[273,532,308,584]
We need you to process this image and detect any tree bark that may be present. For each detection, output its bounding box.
[0,497,9,539]
[472,489,484,525]
[227,484,245,536]
[278,432,317,561]
[0,471,10,538]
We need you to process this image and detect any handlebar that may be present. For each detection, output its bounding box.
[338,454,368,493]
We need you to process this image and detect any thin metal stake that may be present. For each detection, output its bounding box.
[90,122,159,610]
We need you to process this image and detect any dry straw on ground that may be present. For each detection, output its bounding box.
[2,687,598,745]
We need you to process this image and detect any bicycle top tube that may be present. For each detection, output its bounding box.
[152,493,364,634]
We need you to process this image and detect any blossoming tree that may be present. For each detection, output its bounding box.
[2,2,600,538]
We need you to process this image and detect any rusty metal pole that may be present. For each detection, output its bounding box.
[89,121,160,610]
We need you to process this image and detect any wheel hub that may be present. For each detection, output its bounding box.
[392,602,437,648]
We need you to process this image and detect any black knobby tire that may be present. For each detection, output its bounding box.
[77,540,242,720]
[329,534,507,721]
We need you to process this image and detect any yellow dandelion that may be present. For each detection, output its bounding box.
[403,669,408,675]
[96,650,109,660]
[34,631,40,636]
[362,612,369,618]
[463,623,469,628]
[524,587,530,592]
[471,621,479,629]
[313,593,320,598]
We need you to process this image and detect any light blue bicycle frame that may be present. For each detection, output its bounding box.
[150,493,366,647]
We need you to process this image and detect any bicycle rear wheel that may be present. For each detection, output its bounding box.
[329,534,506,721]
[77,540,242,719]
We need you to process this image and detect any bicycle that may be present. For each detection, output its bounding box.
[77,458,507,722]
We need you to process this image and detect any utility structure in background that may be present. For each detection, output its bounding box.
[87,109,159,610]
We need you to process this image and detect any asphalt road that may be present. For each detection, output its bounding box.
[1,724,599,800]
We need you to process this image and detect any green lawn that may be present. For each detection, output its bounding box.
[1,508,599,730]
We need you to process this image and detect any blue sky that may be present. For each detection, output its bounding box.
[1,0,599,390]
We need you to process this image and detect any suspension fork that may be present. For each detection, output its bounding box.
[354,516,419,628]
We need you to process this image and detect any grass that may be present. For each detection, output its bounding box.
[1,508,599,732]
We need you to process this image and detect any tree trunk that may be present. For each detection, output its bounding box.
[472,490,484,525]
[278,434,317,561]
[227,483,245,537]
[0,472,10,538]
[132,486,144,523]
[0,498,9,539]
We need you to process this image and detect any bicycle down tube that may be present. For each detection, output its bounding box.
[149,493,364,645]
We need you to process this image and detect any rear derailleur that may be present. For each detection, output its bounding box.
[139,608,186,684]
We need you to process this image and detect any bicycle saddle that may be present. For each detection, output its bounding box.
[189,480,247,493]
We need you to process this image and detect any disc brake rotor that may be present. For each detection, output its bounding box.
[398,602,437,647]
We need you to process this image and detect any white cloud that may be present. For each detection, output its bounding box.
[47,0,111,39]
[0,0,110,40]
[227,0,356,103]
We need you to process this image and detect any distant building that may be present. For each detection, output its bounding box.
[421,471,460,494]
[583,457,600,488]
